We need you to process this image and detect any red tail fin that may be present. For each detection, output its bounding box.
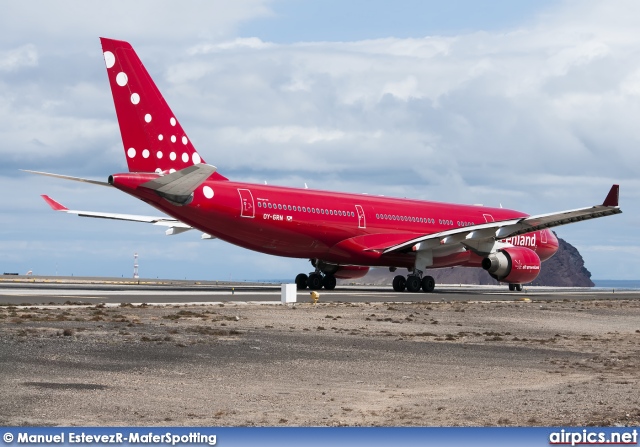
[100,38,226,180]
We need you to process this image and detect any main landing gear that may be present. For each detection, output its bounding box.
[295,272,337,291]
[508,283,523,292]
[392,273,436,293]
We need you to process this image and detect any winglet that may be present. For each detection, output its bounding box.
[602,184,619,207]
[41,195,68,211]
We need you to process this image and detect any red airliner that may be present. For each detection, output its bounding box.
[27,38,622,292]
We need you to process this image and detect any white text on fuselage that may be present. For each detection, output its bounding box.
[263,213,293,222]
[501,234,536,247]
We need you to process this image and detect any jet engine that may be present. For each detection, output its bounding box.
[482,246,541,284]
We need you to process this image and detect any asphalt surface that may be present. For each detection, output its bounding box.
[0,276,637,305]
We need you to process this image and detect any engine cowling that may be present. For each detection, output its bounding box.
[482,246,541,284]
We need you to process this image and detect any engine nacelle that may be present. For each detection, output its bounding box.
[482,246,541,284]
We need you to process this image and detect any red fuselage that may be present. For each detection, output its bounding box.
[111,173,559,270]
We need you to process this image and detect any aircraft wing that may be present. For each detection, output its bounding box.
[382,184,621,254]
[40,195,199,236]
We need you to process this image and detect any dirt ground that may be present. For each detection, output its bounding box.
[1,298,639,426]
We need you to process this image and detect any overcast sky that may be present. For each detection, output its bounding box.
[1,0,637,281]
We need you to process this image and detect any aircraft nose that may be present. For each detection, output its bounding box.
[539,229,559,261]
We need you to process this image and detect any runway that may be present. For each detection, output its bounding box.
[0,275,638,305]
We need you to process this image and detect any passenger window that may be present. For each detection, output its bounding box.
[268,203,272,208]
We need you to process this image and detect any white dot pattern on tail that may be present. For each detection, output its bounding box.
[170,152,176,161]
[182,136,188,145]
[203,186,214,199]
[142,149,149,158]
[157,151,163,159]
[170,118,176,126]
[192,153,201,164]
[131,93,140,105]
[104,51,115,69]
[182,153,188,163]
[116,72,128,86]
[145,114,152,123]
[127,148,136,158]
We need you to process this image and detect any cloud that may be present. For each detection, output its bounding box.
[0,0,273,47]
[0,44,38,72]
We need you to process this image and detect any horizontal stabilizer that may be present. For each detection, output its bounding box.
[22,170,111,187]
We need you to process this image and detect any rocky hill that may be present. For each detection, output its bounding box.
[340,235,594,287]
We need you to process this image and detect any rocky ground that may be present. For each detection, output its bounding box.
[1,298,639,426]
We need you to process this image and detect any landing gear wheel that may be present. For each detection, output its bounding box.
[515,284,523,292]
[406,275,421,293]
[308,273,323,290]
[508,283,516,291]
[392,275,406,292]
[295,273,308,290]
[322,275,336,290]
[421,275,435,293]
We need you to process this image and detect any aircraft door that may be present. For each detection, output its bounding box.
[541,229,548,244]
[355,205,366,229]
[238,189,255,218]
[483,214,495,223]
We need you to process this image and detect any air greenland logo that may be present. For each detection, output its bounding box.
[514,260,540,271]
[502,233,536,247]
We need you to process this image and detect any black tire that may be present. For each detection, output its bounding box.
[308,273,323,290]
[392,275,406,292]
[421,275,435,293]
[406,275,421,293]
[508,283,516,291]
[515,284,523,292]
[323,275,336,290]
[295,273,308,290]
